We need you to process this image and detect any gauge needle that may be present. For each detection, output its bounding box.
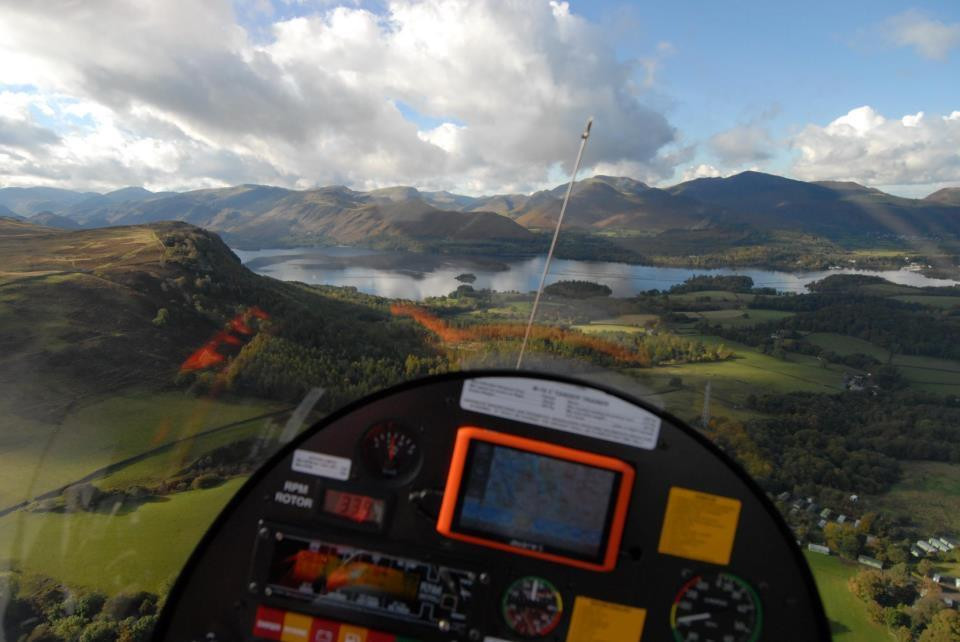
[677,613,712,624]
[530,579,539,600]
[388,435,397,461]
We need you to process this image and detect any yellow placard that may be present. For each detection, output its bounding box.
[337,625,368,642]
[566,596,647,642]
[658,486,742,565]
[280,612,312,642]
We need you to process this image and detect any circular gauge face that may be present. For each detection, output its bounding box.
[502,576,564,638]
[360,421,421,480]
[671,572,762,642]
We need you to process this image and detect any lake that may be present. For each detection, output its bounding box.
[232,247,960,300]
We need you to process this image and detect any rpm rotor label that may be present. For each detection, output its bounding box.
[460,377,661,449]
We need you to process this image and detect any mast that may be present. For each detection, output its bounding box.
[516,118,593,370]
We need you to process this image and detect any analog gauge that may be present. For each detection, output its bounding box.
[671,572,762,642]
[360,421,421,480]
[502,576,564,638]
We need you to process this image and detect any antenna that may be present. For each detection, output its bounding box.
[701,380,712,428]
[516,118,593,370]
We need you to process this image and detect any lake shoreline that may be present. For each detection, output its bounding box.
[227,238,959,280]
[232,246,960,300]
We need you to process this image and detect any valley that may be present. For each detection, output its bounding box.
[4,171,960,277]
[3,218,960,641]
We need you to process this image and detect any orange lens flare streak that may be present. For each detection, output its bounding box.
[179,306,271,373]
[390,303,651,365]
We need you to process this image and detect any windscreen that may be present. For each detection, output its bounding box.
[2,2,960,641]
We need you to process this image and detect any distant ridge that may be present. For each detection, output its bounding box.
[29,211,81,229]
[2,171,959,245]
[926,188,960,206]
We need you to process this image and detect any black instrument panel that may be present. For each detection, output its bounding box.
[154,371,829,642]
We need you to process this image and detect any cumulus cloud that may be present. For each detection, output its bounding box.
[708,123,774,166]
[681,164,723,181]
[0,0,678,193]
[882,10,960,61]
[791,106,960,187]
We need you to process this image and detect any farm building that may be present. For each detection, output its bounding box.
[929,538,950,553]
[933,574,960,589]
[857,555,883,570]
[917,540,937,554]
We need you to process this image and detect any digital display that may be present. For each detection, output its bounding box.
[454,442,619,562]
[322,490,385,526]
[262,534,474,633]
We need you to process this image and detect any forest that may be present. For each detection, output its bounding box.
[731,390,960,495]
[698,294,960,361]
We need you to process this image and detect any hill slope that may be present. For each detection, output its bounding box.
[0,219,439,421]
[926,187,960,206]
[669,171,960,237]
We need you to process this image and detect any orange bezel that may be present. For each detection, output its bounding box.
[436,427,635,572]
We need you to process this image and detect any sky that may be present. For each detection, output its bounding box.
[0,0,957,197]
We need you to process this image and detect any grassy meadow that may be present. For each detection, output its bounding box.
[0,478,245,594]
[870,461,960,534]
[0,392,284,510]
[804,552,889,642]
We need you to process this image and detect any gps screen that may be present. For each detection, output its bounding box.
[454,442,619,562]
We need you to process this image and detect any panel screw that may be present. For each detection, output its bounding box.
[479,572,490,585]
[264,587,273,597]
[248,582,258,594]
[275,532,284,541]
[438,619,451,632]
[258,527,270,539]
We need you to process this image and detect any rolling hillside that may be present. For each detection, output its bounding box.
[669,172,960,237]
[0,218,439,421]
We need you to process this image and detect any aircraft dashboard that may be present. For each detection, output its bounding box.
[154,371,829,642]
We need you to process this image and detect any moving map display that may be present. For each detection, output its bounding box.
[457,441,618,561]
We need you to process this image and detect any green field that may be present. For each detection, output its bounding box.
[892,295,960,309]
[805,552,889,641]
[658,335,846,401]
[871,461,960,534]
[893,354,960,392]
[572,323,647,334]
[860,283,918,297]
[668,290,755,304]
[691,308,794,328]
[805,333,891,360]
[593,314,660,325]
[806,332,960,393]
[622,334,849,424]
[0,392,284,510]
[96,415,284,492]
[0,478,244,594]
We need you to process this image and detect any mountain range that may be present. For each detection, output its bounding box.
[2,172,959,249]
